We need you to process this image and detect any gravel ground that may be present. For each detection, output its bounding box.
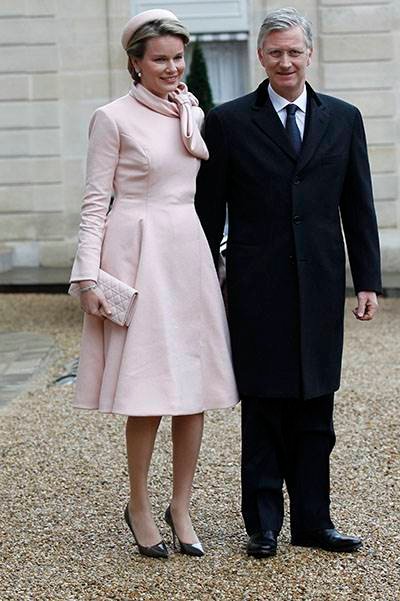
[0,294,399,601]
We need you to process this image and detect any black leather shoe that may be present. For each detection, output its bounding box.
[247,531,277,558]
[291,528,362,552]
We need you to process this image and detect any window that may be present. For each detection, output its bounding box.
[186,36,248,104]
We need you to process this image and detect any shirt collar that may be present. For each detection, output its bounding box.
[268,84,307,114]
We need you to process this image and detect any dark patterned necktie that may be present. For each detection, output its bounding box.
[285,104,302,156]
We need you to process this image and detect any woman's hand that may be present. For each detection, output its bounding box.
[78,281,112,319]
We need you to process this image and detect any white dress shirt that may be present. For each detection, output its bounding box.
[268,84,307,140]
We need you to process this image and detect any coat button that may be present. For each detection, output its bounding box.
[293,177,301,185]
[293,215,302,224]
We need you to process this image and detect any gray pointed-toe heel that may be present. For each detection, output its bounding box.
[124,504,168,559]
[164,505,204,557]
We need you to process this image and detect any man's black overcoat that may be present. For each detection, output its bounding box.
[195,80,382,400]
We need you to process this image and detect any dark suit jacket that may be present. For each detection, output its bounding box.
[195,80,382,400]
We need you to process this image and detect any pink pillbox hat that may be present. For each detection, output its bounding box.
[121,9,180,50]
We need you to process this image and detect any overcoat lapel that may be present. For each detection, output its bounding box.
[250,80,331,168]
[297,82,331,172]
[251,80,297,161]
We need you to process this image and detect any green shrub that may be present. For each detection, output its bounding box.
[186,41,214,114]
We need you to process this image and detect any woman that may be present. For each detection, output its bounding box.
[69,9,238,559]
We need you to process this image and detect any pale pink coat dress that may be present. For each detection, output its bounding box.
[70,82,238,416]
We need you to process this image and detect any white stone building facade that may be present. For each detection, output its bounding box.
[0,0,399,272]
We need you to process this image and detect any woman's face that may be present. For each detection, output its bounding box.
[132,35,185,98]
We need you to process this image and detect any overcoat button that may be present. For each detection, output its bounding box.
[293,178,301,185]
[293,215,302,224]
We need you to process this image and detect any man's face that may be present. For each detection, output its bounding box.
[257,26,312,101]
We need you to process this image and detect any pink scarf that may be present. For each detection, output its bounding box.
[129,82,209,160]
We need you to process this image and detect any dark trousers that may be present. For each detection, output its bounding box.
[241,394,336,536]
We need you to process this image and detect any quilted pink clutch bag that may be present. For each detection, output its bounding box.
[68,269,138,327]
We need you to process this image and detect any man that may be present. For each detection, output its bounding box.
[195,7,381,558]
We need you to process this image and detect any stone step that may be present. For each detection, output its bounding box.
[0,246,13,273]
[0,332,56,409]
[0,267,70,293]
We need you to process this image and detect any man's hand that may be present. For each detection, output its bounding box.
[353,291,379,321]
